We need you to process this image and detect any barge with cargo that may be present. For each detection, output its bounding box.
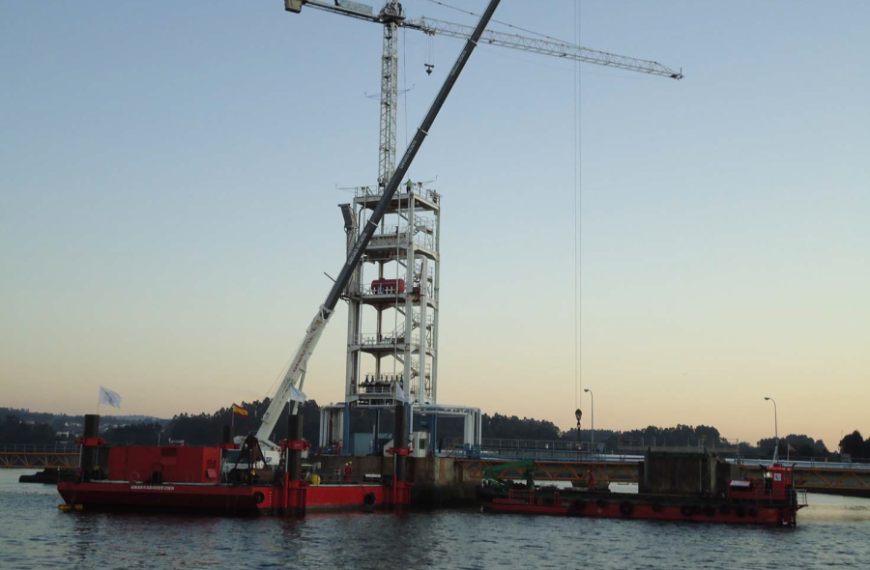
[57,413,411,516]
[481,451,807,526]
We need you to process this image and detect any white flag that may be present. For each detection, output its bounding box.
[99,386,122,409]
[289,385,307,403]
[394,383,410,403]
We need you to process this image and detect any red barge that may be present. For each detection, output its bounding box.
[481,451,807,526]
[58,414,411,516]
[58,478,399,516]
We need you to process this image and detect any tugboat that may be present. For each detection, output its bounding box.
[481,451,807,526]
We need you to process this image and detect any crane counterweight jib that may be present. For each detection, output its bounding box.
[291,0,379,22]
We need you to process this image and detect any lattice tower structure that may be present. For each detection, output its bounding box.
[342,183,441,410]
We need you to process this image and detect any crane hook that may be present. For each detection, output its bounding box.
[425,33,435,76]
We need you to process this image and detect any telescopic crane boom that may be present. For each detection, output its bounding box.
[256,0,503,447]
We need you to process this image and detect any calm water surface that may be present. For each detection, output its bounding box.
[2,470,870,569]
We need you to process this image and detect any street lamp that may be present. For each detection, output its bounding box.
[584,389,594,452]
[764,397,778,462]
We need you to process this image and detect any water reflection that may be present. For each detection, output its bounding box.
[3,471,870,570]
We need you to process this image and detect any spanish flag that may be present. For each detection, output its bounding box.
[232,404,249,417]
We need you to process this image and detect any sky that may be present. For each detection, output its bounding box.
[1,1,868,450]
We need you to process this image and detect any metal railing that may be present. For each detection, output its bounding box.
[438,441,641,463]
[357,381,404,395]
[483,438,582,452]
[356,185,440,204]
[796,489,809,507]
[354,379,419,399]
[356,332,429,348]
[730,457,870,471]
[617,435,740,450]
[481,449,643,463]
[367,231,435,251]
[360,283,432,298]
[1,444,79,453]
[376,220,436,236]
[361,285,404,296]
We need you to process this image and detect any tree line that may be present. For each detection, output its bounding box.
[839,431,870,459]
[1,405,863,459]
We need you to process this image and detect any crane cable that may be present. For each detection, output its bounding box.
[426,0,585,421]
[421,0,576,45]
[403,27,410,148]
[574,0,582,415]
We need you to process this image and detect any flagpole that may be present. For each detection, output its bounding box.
[231,407,235,441]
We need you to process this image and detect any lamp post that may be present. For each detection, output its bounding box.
[584,389,594,453]
[764,397,778,462]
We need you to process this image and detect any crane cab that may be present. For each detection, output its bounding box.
[728,464,794,502]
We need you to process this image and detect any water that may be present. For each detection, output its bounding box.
[3,471,870,570]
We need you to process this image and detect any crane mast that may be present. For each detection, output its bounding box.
[378,7,402,189]
[258,0,503,447]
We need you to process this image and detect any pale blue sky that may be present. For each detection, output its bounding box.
[2,1,868,448]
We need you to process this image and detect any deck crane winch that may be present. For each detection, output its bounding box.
[256,0,683,449]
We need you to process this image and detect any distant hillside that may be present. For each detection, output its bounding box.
[0,408,169,445]
[0,406,845,459]
[0,408,167,428]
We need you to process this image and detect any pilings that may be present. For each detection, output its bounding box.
[78,414,102,481]
[287,412,304,482]
[394,403,407,483]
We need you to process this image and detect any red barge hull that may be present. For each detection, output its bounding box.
[58,480,404,516]
[484,491,802,526]
[481,453,806,526]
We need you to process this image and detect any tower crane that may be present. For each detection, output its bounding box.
[284,0,683,190]
[255,0,682,449]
